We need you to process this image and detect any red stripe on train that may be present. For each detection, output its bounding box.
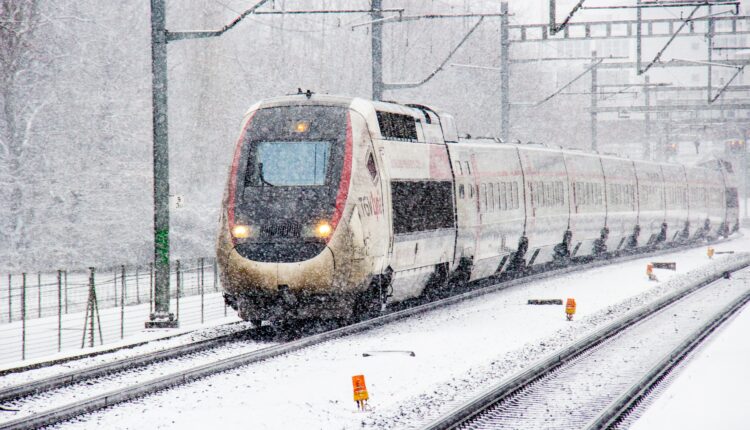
[227,112,256,242]
[330,113,353,237]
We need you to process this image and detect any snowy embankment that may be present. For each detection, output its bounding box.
[0,292,241,369]
[43,233,749,430]
[0,316,248,389]
[628,275,750,430]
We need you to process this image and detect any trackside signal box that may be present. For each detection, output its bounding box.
[352,374,369,410]
[565,298,576,321]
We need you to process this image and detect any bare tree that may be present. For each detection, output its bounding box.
[0,0,49,267]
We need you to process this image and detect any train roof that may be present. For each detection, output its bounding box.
[244,93,459,143]
[455,137,699,169]
[243,94,724,172]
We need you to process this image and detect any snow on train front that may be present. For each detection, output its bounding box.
[216,96,376,324]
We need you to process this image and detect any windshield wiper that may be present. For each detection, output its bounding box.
[258,162,274,187]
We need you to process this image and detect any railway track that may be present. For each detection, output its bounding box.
[0,321,249,379]
[421,263,750,430]
[0,239,743,430]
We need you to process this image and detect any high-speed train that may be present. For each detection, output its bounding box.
[216,94,740,324]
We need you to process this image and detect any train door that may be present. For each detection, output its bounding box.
[382,140,456,301]
[451,151,479,269]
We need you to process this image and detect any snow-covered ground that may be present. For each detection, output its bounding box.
[0,291,240,366]
[629,281,750,430]
[32,233,748,430]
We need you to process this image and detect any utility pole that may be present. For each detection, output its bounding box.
[590,50,598,152]
[744,127,749,224]
[644,75,651,160]
[500,1,510,142]
[707,5,713,102]
[371,0,383,101]
[147,0,176,328]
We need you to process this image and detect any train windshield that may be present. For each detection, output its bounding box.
[240,105,347,190]
[253,140,331,186]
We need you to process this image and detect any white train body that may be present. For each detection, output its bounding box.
[217,94,740,323]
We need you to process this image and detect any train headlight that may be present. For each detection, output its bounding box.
[231,224,252,239]
[302,221,333,239]
[316,221,332,238]
[293,120,310,133]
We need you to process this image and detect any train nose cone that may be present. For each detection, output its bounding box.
[225,245,335,294]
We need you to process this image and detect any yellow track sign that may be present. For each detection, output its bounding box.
[352,374,369,410]
[565,298,576,321]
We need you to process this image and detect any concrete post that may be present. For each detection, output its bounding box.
[500,2,510,142]
[591,50,598,152]
[371,0,383,101]
[147,0,176,328]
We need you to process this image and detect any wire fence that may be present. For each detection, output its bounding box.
[0,257,238,365]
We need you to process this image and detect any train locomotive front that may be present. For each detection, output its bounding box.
[217,97,379,324]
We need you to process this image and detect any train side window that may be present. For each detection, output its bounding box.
[551,183,556,206]
[544,183,555,207]
[551,182,557,206]
[376,111,417,141]
[391,180,455,233]
[529,182,535,207]
[553,182,558,206]
[511,182,518,209]
[540,182,545,207]
[366,152,378,181]
[489,183,496,211]
[628,185,633,208]
[470,184,475,198]
[541,182,547,207]
[458,184,465,199]
[479,184,487,212]
[506,183,511,209]
[457,162,464,175]
[497,182,508,211]
[464,161,471,175]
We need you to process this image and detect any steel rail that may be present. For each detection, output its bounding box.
[420,256,750,430]
[0,321,243,378]
[0,325,252,403]
[0,237,742,430]
[584,283,750,430]
[1,237,735,399]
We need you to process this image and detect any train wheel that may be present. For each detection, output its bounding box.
[553,230,572,264]
[352,274,389,321]
[626,225,640,249]
[421,263,450,301]
[506,237,529,276]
